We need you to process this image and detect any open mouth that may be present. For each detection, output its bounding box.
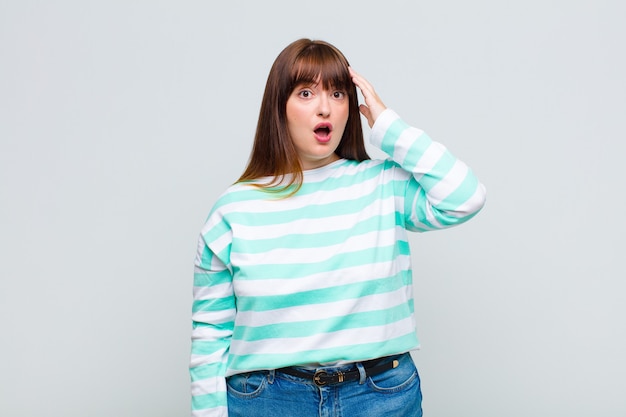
[315,126,331,137]
[314,123,332,141]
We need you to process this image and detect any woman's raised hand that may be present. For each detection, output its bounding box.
[349,67,387,128]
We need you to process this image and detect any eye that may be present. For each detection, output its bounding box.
[332,91,346,99]
[298,89,313,98]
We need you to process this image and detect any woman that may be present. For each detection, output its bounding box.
[191,38,486,417]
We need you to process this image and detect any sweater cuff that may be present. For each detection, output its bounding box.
[370,108,401,148]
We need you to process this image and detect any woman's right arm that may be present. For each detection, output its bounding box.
[190,213,236,417]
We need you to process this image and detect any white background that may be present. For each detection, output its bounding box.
[1,1,625,416]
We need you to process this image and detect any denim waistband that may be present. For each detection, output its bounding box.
[275,353,406,386]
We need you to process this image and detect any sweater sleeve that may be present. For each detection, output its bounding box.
[370,109,486,231]
[190,212,236,417]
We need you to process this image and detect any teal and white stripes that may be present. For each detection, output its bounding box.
[190,109,486,416]
[377,113,485,231]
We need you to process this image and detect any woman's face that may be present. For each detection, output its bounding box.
[286,81,349,170]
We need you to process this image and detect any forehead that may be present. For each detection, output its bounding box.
[291,54,349,89]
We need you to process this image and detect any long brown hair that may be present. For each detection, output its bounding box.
[237,39,369,193]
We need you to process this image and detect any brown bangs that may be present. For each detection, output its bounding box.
[290,43,352,92]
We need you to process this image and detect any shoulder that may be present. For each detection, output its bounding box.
[210,182,268,212]
[199,182,268,238]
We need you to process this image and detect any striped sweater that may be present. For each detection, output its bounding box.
[190,109,486,416]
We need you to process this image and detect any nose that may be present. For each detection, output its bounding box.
[317,95,330,117]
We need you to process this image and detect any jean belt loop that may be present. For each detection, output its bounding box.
[355,362,367,385]
[267,369,275,384]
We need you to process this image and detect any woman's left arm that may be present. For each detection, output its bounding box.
[350,68,487,231]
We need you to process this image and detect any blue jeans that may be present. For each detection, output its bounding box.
[226,352,422,417]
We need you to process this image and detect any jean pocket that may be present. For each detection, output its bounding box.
[367,354,420,393]
[226,371,268,398]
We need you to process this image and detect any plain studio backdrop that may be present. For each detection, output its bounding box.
[1,1,624,416]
